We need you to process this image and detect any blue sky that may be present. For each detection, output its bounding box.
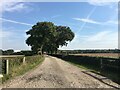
[0,1,118,51]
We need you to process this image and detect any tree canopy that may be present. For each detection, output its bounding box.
[26,22,74,54]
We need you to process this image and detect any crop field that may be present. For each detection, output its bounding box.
[70,53,119,59]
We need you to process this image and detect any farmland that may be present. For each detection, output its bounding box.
[70,53,119,59]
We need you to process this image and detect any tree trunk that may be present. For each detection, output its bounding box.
[38,45,43,55]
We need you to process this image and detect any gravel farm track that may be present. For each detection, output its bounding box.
[0,55,119,88]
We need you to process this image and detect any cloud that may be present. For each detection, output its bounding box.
[85,31,118,49]
[51,15,61,19]
[86,31,112,42]
[0,30,13,38]
[4,3,27,12]
[59,31,118,50]
[75,7,97,33]
[0,18,33,26]
[73,18,101,24]
[0,27,31,50]
[0,28,25,39]
[73,18,118,25]
[105,20,118,25]
[87,0,119,6]
[0,0,28,13]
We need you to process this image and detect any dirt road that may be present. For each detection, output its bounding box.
[1,55,119,88]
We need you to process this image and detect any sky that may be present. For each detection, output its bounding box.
[0,0,119,51]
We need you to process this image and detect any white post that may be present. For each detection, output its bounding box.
[6,59,9,74]
[0,59,3,78]
[23,57,26,64]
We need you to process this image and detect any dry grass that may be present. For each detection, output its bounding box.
[70,53,119,58]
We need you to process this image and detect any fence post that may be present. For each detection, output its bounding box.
[23,57,26,64]
[100,58,103,72]
[6,59,9,75]
[0,59,3,78]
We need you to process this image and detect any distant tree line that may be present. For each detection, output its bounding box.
[0,49,34,56]
[0,49,14,55]
[0,49,119,56]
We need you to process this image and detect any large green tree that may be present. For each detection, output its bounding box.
[26,22,74,54]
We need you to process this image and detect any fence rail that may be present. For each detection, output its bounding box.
[0,55,24,58]
[49,54,119,73]
[0,55,25,75]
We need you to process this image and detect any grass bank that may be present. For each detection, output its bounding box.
[50,54,119,84]
[1,55,44,83]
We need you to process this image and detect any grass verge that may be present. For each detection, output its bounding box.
[1,55,44,84]
[64,59,119,84]
[50,54,119,84]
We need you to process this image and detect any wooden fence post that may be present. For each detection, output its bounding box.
[6,59,9,75]
[23,57,26,64]
[0,59,3,78]
[100,58,103,72]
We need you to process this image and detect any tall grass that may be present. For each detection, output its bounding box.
[1,55,44,83]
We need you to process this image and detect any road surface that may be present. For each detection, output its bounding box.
[1,55,119,88]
